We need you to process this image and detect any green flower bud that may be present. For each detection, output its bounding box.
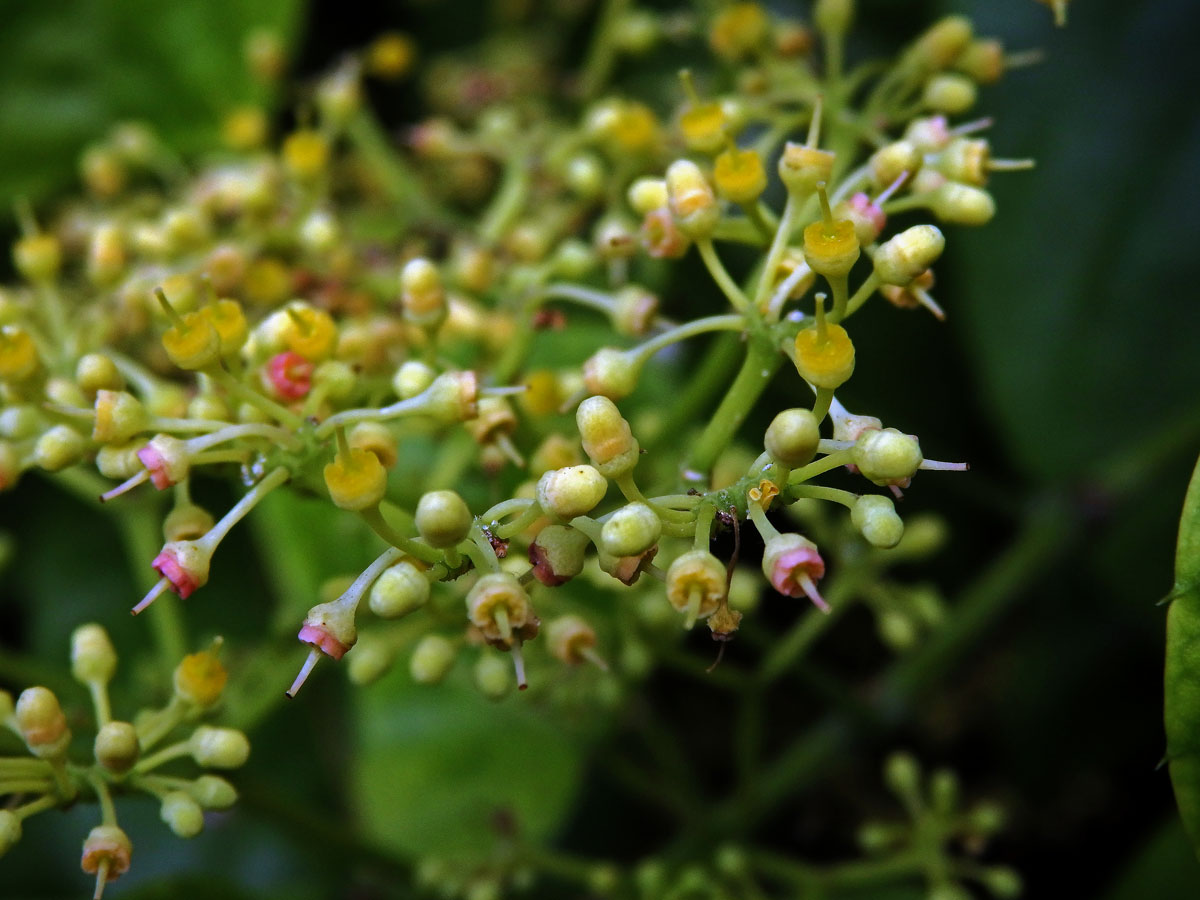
[369,561,430,618]
[34,424,86,472]
[564,152,605,200]
[474,652,512,700]
[348,636,397,685]
[13,233,62,282]
[400,258,446,329]
[666,159,719,239]
[577,396,639,479]
[856,821,903,854]
[0,404,41,439]
[910,16,974,69]
[529,525,591,586]
[16,686,71,758]
[981,866,1023,898]
[71,623,118,685]
[627,177,668,215]
[883,751,922,800]
[600,503,662,558]
[892,514,948,559]
[778,142,835,197]
[76,353,123,395]
[583,347,640,400]
[966,801,1006,835]
[869,140,921,191]
[851,495,905,548]
[190,775,238,809]
[410,634,457,684]
[415,490,473,548]
[189,725,251,768]
[94,721,139,773]
[874,225,945,286]
[877,609,917,650]
[853,428,923,485]
[421,371,478,424]
[765,408,820,467]
[0,810,21,857]
[161,790,205,838]
[929,768,960,814]
[537,465,608,521]
[163,502,214,542]
[929,182,995,226]
[814,0,854,37]
[923,72,977,115]
[393,359,436,399]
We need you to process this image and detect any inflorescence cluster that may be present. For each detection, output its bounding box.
[0,1,1040,894]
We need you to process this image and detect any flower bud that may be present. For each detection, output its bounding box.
[71,623,117,685]
[94,721,140,774]
[709,2,769,60]
[599,503,662,558]
[161,791,205,838]
[324,446,388,511]
[851,495,905,548]
[547,615,599,665]
[34,425,86,472]
[528,525,591,586]
[415,490,473,548]
[666,550,727,623]
[613,285,659,337]
[883,751,922,800]
[909,16,973,70]
[564,152,605,199]
[535,444,609,506]
[598,545,657,585]
[347,636,397,685]
[813,0,854,36]
[762,533,828,610]
[13,233,62,282]
[422,371,478,424]
[92,391,147,444]
[627,177,668,215]
[765,408,820,467]
[873,225,945,286]
[929,182,995,225]
[15,686,71,758]
[577,396,639,479]
[666,160,719,239]
[0,809,21,857]
[853,428,923,486]
[778,142,835,196]
[190,774,238,810]
[298,596,358,661]
[282,129,329,182]
[76,353,123,395]
[163,502,214,542]
[394,360,436,399]
[904,115,952,153]
[981,867,1023,898]
[474,652,512,700]
[401,258,446,329]
[957,38,1006,84]
[174,646,228,707]
[136,434,189,489]
[869,140,921,191]
[835,193,887,245]
[189,725,251,768]
[369,560,430,618]
[582,347,639,400]
[152,539,212,599]
[0,326,38,383]
[678,99,726,155]
[410,634,457,684]
[80,825,132,884]
[922,73,977,115]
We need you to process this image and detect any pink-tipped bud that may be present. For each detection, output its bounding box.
[762,533,829,612]
[136,434,189,489]
[151,540,212,600]
[264,351,314,400]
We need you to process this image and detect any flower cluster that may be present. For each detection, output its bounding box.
[0,0,1037,892]
[0,628,246,896]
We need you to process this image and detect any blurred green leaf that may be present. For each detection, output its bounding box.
[0,0,304,207]
[952,1,1200,481]
[353,666,585,863]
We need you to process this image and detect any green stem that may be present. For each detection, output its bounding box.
[207,368,305,430]
[788,448,855,484]
[360,507,441,564]
[629,314,746,367]
[479,152,532,245]
[696,239,752,312]
[685,336,782,482]
[578,0,631,99]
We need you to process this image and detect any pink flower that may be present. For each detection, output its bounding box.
[265,351,313,400]
[297,623,352,660]
[151,541,211,599]
[136,435,189,489]
[763,534,829,612]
